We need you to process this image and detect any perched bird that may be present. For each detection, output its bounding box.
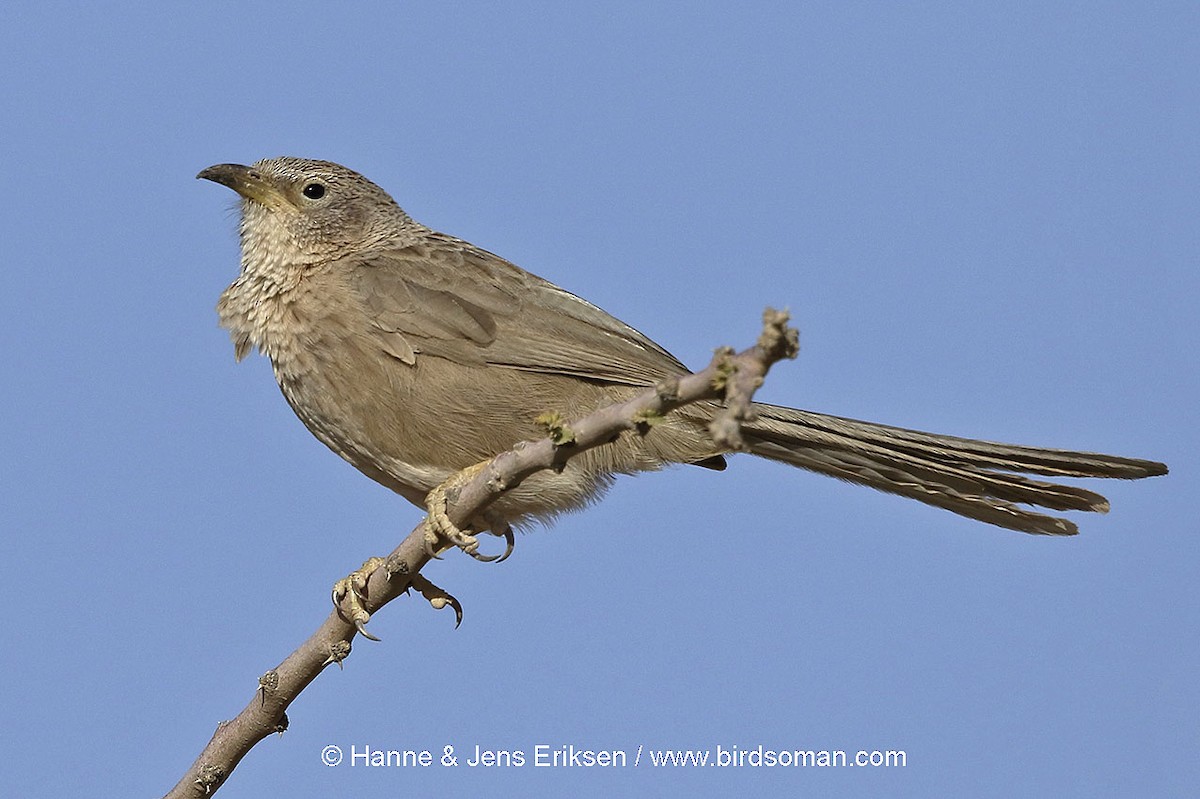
[198,157,1166,553]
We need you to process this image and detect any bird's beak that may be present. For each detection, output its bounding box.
[197,163,285,208]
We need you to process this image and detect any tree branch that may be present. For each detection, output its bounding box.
[163,308,799,797]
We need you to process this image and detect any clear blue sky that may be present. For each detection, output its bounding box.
[1,3,1195,797]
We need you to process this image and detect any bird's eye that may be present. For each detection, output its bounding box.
[302,183,326,200]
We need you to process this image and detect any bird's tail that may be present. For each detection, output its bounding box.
[741,403,1167,535]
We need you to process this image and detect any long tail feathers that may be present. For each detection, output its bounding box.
[743,404,1167,536]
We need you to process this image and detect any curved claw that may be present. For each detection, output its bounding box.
[332,557,386,640]
[424,459,510,562]
[430,594,465,629]
[355,619,381,642]
[465,545,503,563]
[493,526,515,564]
[463,526,515,563]
[410,573,465,629]
[432,514,515,563]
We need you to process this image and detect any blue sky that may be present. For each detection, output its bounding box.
[1,3,1195,797]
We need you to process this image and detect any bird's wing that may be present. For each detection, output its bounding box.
[346,234,689,386]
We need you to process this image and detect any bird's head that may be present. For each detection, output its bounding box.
[198,157,413,264]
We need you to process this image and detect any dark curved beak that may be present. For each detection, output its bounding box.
[197,163,283,207]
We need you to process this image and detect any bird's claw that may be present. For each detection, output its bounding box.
[424,461,515,563]
[410,573,464,628]
[332,557,386,641]
[490,524,516,563]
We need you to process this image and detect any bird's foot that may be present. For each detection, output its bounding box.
[331,557,387,641]
[409,573,465,628]
[423,461,515,563]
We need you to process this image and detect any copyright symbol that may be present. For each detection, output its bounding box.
[321,744,343,766]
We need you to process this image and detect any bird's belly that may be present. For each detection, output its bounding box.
[272,338,633,522]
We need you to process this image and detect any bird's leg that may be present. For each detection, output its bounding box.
[331,557,387,641]
[424,460,515,563]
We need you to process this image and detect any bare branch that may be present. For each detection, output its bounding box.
[163,309,798,798]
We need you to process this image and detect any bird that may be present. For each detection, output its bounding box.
[197,157,1167,558]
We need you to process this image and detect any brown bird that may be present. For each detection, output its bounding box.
[197,157,1166,556]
